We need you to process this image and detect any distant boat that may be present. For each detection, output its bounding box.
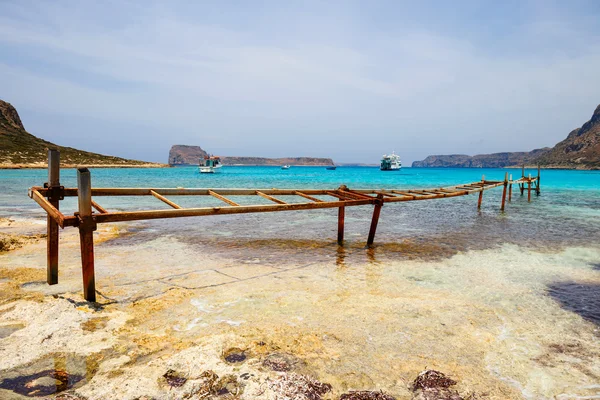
[281,165,291,170]
[326,166,337,170]
[199,156,222,173]
[380,151,401,171]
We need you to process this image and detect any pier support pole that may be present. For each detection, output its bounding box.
[77,168,97,302]
[337,206,345,244]
[477,175,484,210]
[520,165,525,195]
[508,174,513,202]
[46,150,61,285]
[367,195,383,246]
[527,174,532,203]
[536,165,541,195]
[500,172,508,211]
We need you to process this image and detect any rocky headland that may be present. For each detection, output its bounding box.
[413,103,600,169]
[0,100,166,168]
[169,145,335,166]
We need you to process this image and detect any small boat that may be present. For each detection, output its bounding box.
[326,166,337,170]
[199,156,222,173]
[380,151,401,171]
[281,165,291,170]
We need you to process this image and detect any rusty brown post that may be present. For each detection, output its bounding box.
[500,172,508,211]
[527,173,532,202]
[477,174,484,209]
[520,165,525,195]
[337,206,345,244]
[536,165,541,195]
[508,174,513,202]
[77,168,97,302]
[366,195,383,245]
[46,150,60,285]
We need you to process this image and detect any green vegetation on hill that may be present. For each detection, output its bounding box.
[0,100,163,167]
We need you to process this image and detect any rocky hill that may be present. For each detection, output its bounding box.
[535,104,600,169]
[0,100,165,168]
[412,148,550,168]
[413,103,600,169]
[168,145,209,165]
[168,145,334,166]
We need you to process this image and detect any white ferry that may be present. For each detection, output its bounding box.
[380,152,401,171]
[199,156,222,173]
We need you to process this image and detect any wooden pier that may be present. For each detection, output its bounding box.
[29,150,541,301]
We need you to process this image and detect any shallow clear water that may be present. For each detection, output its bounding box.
[1,166,600,398]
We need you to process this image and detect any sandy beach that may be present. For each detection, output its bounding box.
[1,214,599,400]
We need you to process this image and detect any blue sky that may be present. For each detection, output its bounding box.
[1,0,599,164]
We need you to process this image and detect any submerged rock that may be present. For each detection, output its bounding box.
[223,347,247,364]
[339,390,396,400]
[269,373,332,400]
[263,352,304,372]
[411,370,463,400]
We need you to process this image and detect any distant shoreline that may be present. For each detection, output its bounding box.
[0,163,169,169]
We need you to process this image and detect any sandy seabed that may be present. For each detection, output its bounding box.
[0,218,599,400]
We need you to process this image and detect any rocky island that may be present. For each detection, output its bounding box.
[0,100,165,168]
[413,103,600,169]
[169,145,335,166]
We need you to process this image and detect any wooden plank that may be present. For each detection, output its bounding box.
[256,191,287,204]
[47,149,60,285]
[374,191,398,197]
[344,190,376,201]
[77,168,96,302]
[93,199,373,224]
[30,189,65,228]
[294,191,324,203]
[338,206,345,244]
[150,190,182,209]
[367,197,384,245]
[326,191,351,200]
[208,190,240,206]
[91,200,108,214]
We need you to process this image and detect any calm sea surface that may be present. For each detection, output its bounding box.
[1,166,599,252]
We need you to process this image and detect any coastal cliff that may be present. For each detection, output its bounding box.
[413,103,600,169]
[168,145,334,166]
[0,100,165,168]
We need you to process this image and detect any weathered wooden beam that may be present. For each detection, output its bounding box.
[256,191,287,204]
[294,191,324,202]
[367,196,384,245]
[208,190,240,206]
[508,174,513,202]
[30,189,65,228]
[344,190,376,201]
[338,206,345,244]
[93,199,373,224]
[150,190,182,209]
[500,172,508,211]
[91,200,108,214]
[47,149,60,285]
[77,168,96,302]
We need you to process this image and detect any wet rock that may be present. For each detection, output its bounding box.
[55,394,88,400]
[269,373,332,400]
[161,369,187,388]
[185,370,244,398]
[263,352,304,372]
[223,347,247,364]
[339,390,396,399]
[411,370,463,400]
[412,370,456,390]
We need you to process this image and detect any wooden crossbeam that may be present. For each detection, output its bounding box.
[150,190,182,209]
[208,190,240,206]
[91,200,108,214]
[344,190,376,200]
[294,191,324,203]
[256,191,287,204]
[29,189,65,228]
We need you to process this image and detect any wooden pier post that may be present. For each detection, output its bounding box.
[337,206,345,244]
[527,173,532,202]
[500,172,508,211]
[477,175,484,209]
[77,168,97,302]
[508,174,513,202]
[46,150,60,285]
[536,165,541,195]
[520,165,525,195]
[367,195,383,245]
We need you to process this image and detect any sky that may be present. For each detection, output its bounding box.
[1,0,599,165]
